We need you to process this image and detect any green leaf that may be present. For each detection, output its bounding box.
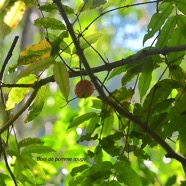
[14,157,25,179]
[23,0,37,6]
[143,79,181,116]
[79,0,107,11]
[0,21,11,39]
[21,145,55,154]
[25,85,46,123]
[39,3,74,14]
[81,162,112,184]
[70,164,90,177]
[18,138,44,148]
[167,94,186,148]
[39,3,56,11]
[51,31,70,56]
[69,176,85,186]
[177,15,186,38]
[22,155,45,178]
[108,66,127,80]
[73,33,102,53]
[153,98,175,113]
[59,40,71,54]
[87,150,94,158]
[81,177,93,185]
[178,122,186,156]
[110,87,134,105]
[121,63,142,86]
[77,133,98,143]
[165,175,177,186]
[155,16,177,48]
[177,0,186,15]
[21,169,36,185]
[59,4,74,14]
[0,173,11,186]
[169,65,186,82]
[68,112,97,130]
[167,16,186,65]
[102,114,114,136]
[103,0,133,9]
[100,136,121,156]
[160,93,186,138]
[91,98,102,109]
[94,145,102,164]
[181,181,186,186]
[53,62,70,101]
[121,50,161,87]
[107,131,123,141]
[18,57,56,78]
[6,74,36,110]
[138,62,153,102]
[143,2,174,44]
[1,133,19,154]
[84,161,112,177]
[34,18,66,30]
[134,148,151,160]
[6,149,19,157]
[114,161,142,186]
[87,114,99,134]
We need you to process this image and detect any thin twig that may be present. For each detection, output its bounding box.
[80,33,107,64]
[72,0,89,25]
[0,36,19,107]
[0,36,19,186]
[0,138,18,186]
[82,0,163,34]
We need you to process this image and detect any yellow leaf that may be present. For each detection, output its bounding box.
[4,1,25,29]
[0,0,6,9]
[18,40,52,66]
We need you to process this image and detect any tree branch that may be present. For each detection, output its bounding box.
[1,44,186,88]
[0,138,18,186]
[0,36,19,81]
[53,0,186,166]
[0,36,19,186]
[0,36,19,107]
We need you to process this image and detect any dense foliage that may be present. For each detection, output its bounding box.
[1,0,186,185]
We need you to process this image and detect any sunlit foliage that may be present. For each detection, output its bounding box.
[1,0,186,185]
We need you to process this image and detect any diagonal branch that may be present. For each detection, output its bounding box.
[53,0,186,166]
[1,44,186,88]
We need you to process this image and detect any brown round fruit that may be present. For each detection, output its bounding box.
[74,80,94,98]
